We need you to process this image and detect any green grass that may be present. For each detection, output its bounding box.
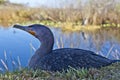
[0,62,120,80]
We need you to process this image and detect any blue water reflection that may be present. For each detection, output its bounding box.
[0,27,120,71]
[0,28,39,71]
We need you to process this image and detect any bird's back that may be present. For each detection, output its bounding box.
[29,48,113,71]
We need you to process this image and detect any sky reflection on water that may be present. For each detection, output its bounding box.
[0,27,120,71]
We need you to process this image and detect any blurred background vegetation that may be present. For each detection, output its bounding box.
[0,0,120,28]
[0,0,7,4]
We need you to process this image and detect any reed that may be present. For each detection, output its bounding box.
[29,43,36,52]
[0,51,22,73]
[17,56,21,70]
[106,45,114,58]
[56,38,61,48]
[0,59,8,71]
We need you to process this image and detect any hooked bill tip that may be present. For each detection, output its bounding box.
[13,24,27,30]
[13,24,22,28]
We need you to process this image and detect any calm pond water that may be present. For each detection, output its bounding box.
[0,27,120,71]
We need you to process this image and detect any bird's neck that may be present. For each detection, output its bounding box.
[37,40,54,57]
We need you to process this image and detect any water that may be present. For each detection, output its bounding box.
[0,27,40,71]
[0,27,120,71]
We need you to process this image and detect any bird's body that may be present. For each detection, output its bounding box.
[29,48,114,71]
[14,24,120,71]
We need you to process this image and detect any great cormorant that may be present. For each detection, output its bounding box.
[13,24,120,71]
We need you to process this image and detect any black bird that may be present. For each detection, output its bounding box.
[13,24,120,71]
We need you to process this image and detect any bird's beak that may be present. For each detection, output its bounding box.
[13,24,26,30]
[13,24,36,36]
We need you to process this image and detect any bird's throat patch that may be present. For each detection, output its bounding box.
[28,30,36,36]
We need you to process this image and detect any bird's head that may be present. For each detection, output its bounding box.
[13,24,54,43]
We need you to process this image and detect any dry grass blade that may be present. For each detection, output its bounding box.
[56,38,60,48]
[106,45,114,58]
[112,49,120,59]
[29,43,36,52]
[9,53,17,70]
[60,36,64,48]
[0,59,8,71]
[4,51,7,61]
[12,60,16,67]
[17,56,21,70]
[4,50,8,67]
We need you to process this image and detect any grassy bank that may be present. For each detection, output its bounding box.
[0,62,120,80]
